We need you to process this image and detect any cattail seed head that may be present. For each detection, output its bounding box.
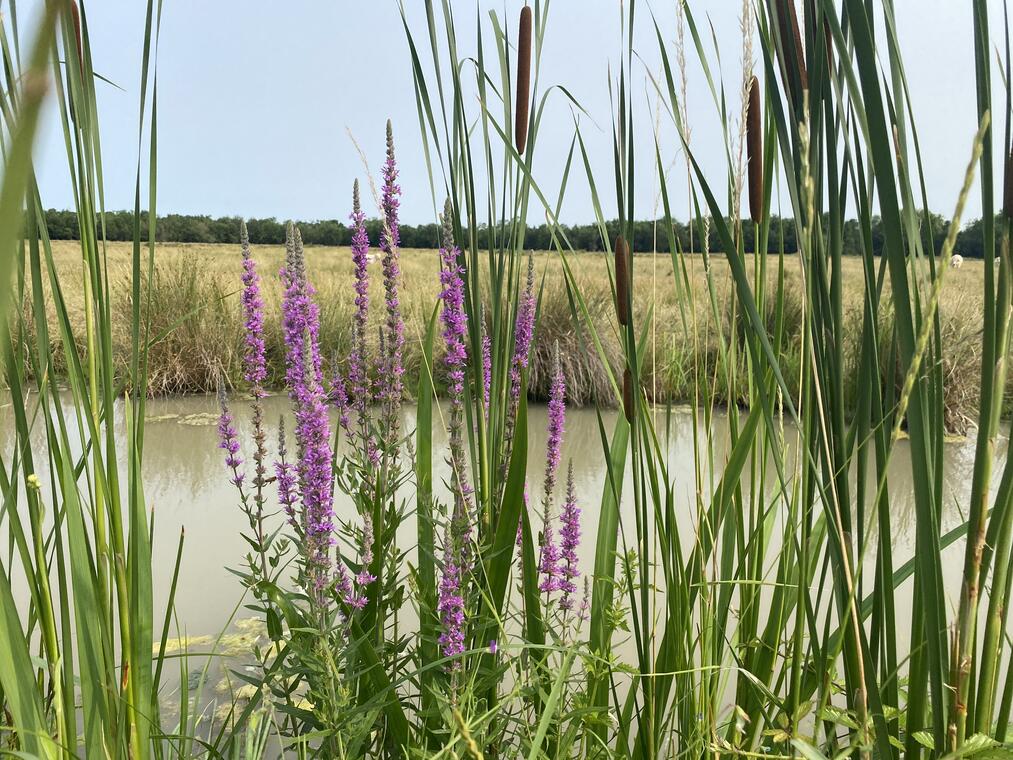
[1004,148,1013,220]
[776,0,807,105]
[746,77,763,225]
[515,5,533,155]
[622,368,635,423]
[615,235,631,326]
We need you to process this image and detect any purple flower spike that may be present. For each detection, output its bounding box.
[511,255,536,405]
[481,313,492,411]
[439,200,473,510]
[578,577,591,622]
[357,514,377,587]
[275,419,298,527]
[558,462,581,610]
[217,390,244,488]
[239,222,267,395]
[503,255,536,470]
[279,226,335,598]
[538,516,560,595]
[438,526,466,667]
[348,180,372,438]
[437,201,474,670]
[544,346,566,501]
[378,121,406,443]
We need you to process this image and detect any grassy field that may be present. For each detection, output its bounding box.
[17,238,993,432]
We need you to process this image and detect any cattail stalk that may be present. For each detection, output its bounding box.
[615,235,631,326]
[623,368,634,423]
[1003,148,1013,220]
[746,76,763,225]
[775,0,807,105]
[515,5,532,155]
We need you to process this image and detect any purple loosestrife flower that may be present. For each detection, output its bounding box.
[240,222,267,394]
[438,527,466,667]
[437,201,473,668]
[335,562,366,610]
[239,223,271,526]
[279,226,335,597]
[538,516,560,595]
[330,372,350,432]
[558,461,581,610]
[280,227,324,404]
[501,255,536,486]
[357,514,377,587]
[439,200,474,509]
[333,515,373,610]
[511,254,536,406]
[578,577,590,621]
[481,309,492,411]
[544,346,566,500]
[275,420,298,528]
[348,180,372,439]
[217,390,244,488]
[538,348,566,596]
[378,120,406,445]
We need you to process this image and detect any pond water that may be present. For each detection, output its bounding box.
[0,393,1003,647]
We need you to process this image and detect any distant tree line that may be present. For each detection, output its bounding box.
[40,208,996,257]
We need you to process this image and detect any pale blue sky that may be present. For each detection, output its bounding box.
[25,1,1005,225]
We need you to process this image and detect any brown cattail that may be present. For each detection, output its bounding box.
[776,0,807,104]
[623,368,635,422]
[515,5,532,155]
[615,235,631,326]
[746,76,763,224]
[1004,147,1013,220]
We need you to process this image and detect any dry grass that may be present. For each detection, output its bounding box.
[9,239,998,431]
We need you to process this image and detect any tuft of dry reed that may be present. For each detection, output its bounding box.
[775,0,808,103]
[614,235,631,325]
[515,5,532,155]
[746,76,763,224]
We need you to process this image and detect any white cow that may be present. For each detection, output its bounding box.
[366,252,382,264]
[950,254,963,269]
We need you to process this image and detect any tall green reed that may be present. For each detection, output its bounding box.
[1,2,269,757]
[0,0,166,755]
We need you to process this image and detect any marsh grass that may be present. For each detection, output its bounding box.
[11,240,1008,431]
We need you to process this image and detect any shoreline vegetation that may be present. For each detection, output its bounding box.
[8,239,1004,434]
